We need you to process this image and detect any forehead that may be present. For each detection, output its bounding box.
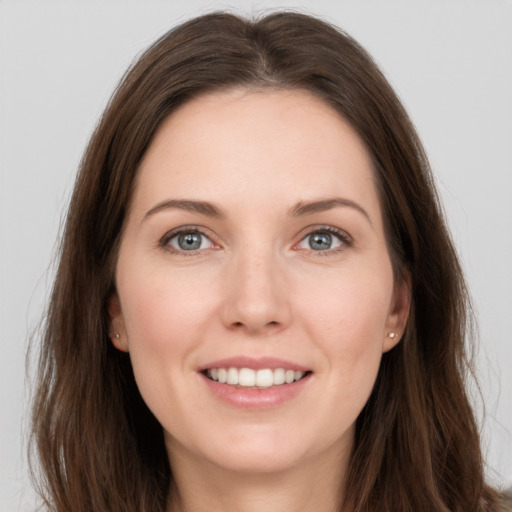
[132,88,381,221]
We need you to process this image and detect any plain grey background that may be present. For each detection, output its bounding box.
[1,1,511,510]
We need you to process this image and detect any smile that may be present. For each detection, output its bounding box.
[205,367,308,388]
[200,357,312,408]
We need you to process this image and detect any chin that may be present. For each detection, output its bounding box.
[209,446,304,475]
[169,424,308,475]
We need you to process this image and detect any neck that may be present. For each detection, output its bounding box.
[166,445,348,512]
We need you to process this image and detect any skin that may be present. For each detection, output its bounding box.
[109,88,410,512]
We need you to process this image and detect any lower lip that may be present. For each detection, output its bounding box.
[201,373,311,409]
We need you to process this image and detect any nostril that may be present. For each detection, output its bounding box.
[231,320,281,331]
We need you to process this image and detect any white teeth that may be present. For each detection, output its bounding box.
[238,368,256,386]
[273,368,285,385]
[206,367,308,387]
[255,369,274,388]
[285,369,295,384]
[226,367,239,385]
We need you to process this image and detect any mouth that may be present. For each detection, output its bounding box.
[203,367,311,389]
[199,358,312,409]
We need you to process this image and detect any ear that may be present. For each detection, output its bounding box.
[383,271,411,353]
[107,292,129,352]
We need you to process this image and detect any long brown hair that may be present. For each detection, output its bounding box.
[31,11,505,511]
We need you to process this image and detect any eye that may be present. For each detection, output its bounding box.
[164,229,214,252]
[297,228,349,252]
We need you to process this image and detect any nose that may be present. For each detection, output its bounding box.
[220,249,291,335]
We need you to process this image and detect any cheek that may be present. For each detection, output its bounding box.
[115,269,193,396]
[300,264,394,341]
[298,264,393,389]
[116,269,209,420]
[115,261,228,411]
[319,292,388,418]
[119,259,214,346]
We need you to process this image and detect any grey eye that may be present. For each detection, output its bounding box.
[169,231,212,251]
[298,230,343,251]
[309,232,332,250]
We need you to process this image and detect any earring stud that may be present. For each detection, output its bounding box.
[115,333,120,339]
[387,332,396,339]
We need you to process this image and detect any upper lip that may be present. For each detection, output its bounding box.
[199,356,311,372]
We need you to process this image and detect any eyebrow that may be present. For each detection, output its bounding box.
[143,196,372,225]
[289,197,372,225]
[143,199,224,221]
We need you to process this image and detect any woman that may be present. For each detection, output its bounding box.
[31,11,508,512]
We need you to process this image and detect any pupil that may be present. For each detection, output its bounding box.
[310,232,332,250]
[179,232,201,250]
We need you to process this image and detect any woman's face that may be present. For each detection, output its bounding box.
[110,89,409,476]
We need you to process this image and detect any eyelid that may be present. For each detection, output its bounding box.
[293,225,353,252]
[157,224,353,255]
[158,225,220,254]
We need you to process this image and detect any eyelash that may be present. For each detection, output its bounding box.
[159,226,216,255]
[296,226,353,256]
[158,225,353,256]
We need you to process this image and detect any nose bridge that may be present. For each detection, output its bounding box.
[222,238,289,333]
